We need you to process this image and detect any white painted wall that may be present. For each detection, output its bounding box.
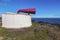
[2,14,32,28]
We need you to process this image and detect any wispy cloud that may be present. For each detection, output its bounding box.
[0,0,11,6]
[0,0,11,2]
[0,2,6,6]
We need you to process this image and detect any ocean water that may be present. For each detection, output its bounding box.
[32,18,60,24]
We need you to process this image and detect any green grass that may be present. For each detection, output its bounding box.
[0,27,48,40]
[0,21,49,40]
[0,19,60,40]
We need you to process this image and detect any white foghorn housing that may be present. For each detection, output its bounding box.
[2,13,32,28]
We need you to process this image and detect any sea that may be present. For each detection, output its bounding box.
[32,18,60,24]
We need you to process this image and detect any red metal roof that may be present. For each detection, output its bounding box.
[17,8,36,14]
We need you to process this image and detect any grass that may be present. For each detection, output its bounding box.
[0,27,48,40]
[0,19,60,40]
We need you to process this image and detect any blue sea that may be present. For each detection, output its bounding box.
[32,18,60,24]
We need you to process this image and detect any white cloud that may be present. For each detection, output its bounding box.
[0,2,7,6]
[1,0,11,2]
[0,0,11,6]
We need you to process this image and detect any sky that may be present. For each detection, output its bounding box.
[0,0,60,18]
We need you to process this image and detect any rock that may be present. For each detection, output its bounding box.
[0,36,4,40]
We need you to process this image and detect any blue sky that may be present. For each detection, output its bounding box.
[0,0,60,18]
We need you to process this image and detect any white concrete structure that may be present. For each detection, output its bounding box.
[2,13,32,28]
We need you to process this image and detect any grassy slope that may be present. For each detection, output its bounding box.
[0,19,60,40]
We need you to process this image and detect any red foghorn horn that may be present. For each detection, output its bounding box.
[17,8,36,15]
